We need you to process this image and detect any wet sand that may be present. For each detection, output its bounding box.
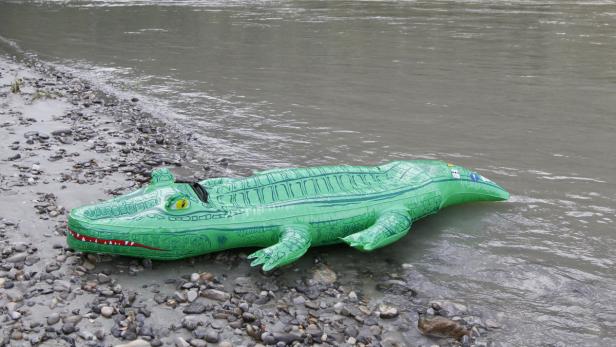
[0,55,499,347]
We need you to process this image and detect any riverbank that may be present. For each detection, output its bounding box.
[0,55,499,347]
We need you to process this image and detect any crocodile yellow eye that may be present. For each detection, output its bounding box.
[167,195,190,210]
[175,199,189,209]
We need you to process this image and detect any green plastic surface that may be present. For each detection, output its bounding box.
[67,160,509,270]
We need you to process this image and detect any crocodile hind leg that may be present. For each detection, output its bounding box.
[248,225,311,271]
[342,210,412,251]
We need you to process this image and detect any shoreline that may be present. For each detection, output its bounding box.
[0,55,498,347]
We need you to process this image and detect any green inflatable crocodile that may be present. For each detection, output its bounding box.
[67,160,509,270]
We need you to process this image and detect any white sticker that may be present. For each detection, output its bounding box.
[480,175,493,183]
[451,169,460,179]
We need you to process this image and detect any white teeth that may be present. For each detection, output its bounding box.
[124,241,128,245]
[130,242,135,246]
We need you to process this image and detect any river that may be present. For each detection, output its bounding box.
[1,1,615,345]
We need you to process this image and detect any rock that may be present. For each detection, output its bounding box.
[430,300,468,317]
[186,289,198,303]
[376,279,416,296]
[218,342,232,347]
[242,312,256,322]
[61,322,76,334]
[271,332,302,344]
[344,326,358,337]
[47,312,60,325]
[101,306,114,318]
[9,311,21,320]
[51,129,72,136]
[83,259,96,270]
[6,290,23,302]
[53,279,72,292]
[461,334,471,347]
[182,316,201,330]
[485,319,501,329]
[418,314,469,340]
[7,153,21,161]
[95,329,105,340]
[6,252,27,263]
[98,273,111,283]
[205,329,219,343]
[200,289,230,302]
[378,304,399,319]
[24,131,39,138]
[348,291,358,302]
[115,339,152,347]
[199,272,214,282]
[190,273,200,282]
[189,339,207,347]
[311,265,337,284]
[183,301,207,314]
[142,258,152,269]
[292,296,306,305]
[174,337,190,347]
[46,262,61,272]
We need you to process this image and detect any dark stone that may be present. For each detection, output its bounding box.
[61,322,76,334]
[205,329,219,343]
[183,301,207,314]
[51,129,72,136]
[24,131,39,138]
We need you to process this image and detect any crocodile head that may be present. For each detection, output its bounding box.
[67,168,214,259]
[436,161,510,207]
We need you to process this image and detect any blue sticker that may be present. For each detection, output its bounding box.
[470,172,481,182]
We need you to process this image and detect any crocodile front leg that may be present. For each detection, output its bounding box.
[342,210,412,251]
[248,224,311,271]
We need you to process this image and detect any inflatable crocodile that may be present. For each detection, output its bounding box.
[67,160,509,270]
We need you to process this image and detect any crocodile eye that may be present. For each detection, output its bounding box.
[167,195,190,210]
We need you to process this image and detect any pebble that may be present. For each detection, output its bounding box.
[47,312,60,325]
[9,310,21,320]
[378,304,399,319]
[61,322,76,334]
[312,265,337,284]
[7,153,21,161]
[187,289,198,302]
[183,301,207,314]
[115,339,152,347]
[189,339,207,347]
[201,289,230,302]
[101,306,114,318]
[174,337,190,347]
[348,291,358,302]
[485,319,501,329]
[205,329,219,343]
[6,252,27,263]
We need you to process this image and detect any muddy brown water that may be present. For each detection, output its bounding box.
[1,1,615,345]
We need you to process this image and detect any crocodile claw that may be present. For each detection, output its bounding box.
[248,246,284,271]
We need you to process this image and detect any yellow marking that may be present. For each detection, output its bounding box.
[175,199,189,209]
